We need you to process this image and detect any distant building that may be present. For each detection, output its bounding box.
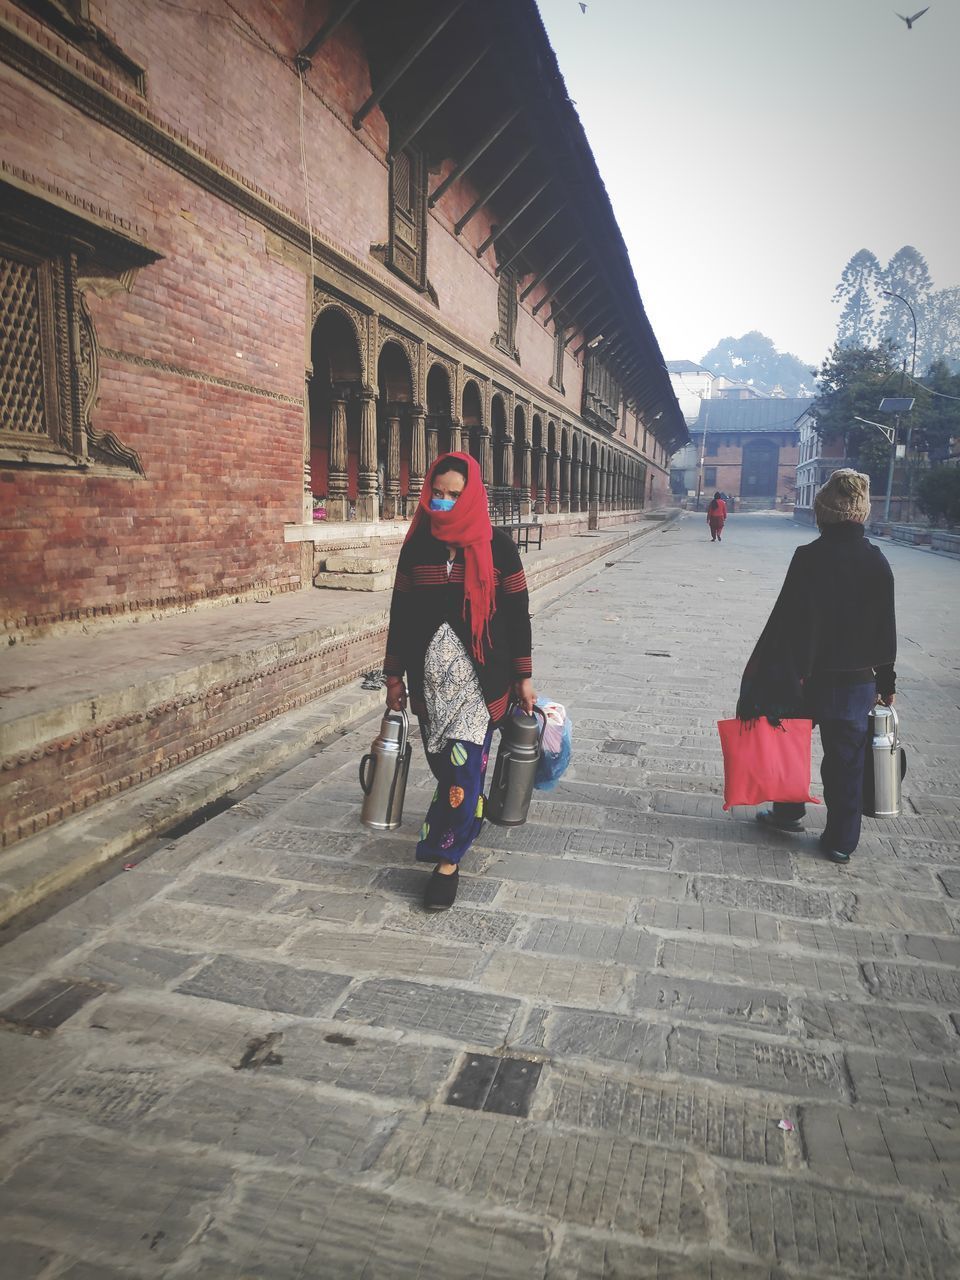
[794,406,850,525]
[666,360,714,425]
[711,377,770,400]
[681,397,809,507]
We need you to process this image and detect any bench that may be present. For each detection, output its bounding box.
[488,495,543,552]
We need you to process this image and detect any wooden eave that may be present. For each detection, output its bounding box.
[343,0,687,450]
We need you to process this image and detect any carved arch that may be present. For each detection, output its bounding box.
[312,294,367,382]
[377,322,420,400]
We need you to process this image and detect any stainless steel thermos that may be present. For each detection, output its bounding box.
[863,703,905,819]
[485,706,546,827]
[359,709,412,830]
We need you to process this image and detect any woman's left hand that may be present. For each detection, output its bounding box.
[513,678,537,715]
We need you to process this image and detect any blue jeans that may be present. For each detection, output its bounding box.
[774,681,877,855]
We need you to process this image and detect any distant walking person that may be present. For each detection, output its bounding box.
[736,470,896,863]
[707,491,727,541]
[383,453,536,909]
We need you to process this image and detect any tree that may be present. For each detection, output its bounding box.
[910,359,960,461]
[699,331,816,397]
[833,249,884,348]
[916,467,960,526]
[831,244,959,373]
[879,245,932,366]
[924,289,960,372]
[810,342,902,488]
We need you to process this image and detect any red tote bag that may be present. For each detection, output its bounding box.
[717,718,821,811]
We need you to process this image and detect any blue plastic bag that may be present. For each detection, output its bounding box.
[534,698,572,791]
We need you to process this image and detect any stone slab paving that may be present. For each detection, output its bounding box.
[0,511,959,1277]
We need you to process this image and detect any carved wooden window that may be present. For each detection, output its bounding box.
[0,182,156,473]
[388,146,427,289]
[582,349,621,431]
[0,241,80,459]
[550,325,565,393]
[494,266,519,359]
[14,1,146,92]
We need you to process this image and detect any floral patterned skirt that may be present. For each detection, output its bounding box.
[416,623,494,864]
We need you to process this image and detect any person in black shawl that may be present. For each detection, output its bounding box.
[737,470,896,863]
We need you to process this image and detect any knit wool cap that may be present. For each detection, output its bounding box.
[814,468,871,526]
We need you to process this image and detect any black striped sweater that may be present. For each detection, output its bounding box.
[383,525,533,724]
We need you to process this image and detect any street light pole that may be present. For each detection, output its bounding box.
[882,290,919,519]
[882,290,917,380]
[853,415,897,522]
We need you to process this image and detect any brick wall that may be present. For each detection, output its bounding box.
[1,5,310,634]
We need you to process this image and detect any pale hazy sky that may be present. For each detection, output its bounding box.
[536,0,959,368]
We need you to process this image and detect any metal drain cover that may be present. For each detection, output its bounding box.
[446,1053,543,1117]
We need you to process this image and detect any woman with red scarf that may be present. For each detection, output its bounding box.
[707,491,727,542]
[383,454,536,909]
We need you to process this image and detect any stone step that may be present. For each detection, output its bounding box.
[313,570,394,592]
[323,553,397,574]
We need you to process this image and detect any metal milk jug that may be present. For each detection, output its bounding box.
[863,704,904,819]
[359,708,412,830]
[485,706,546,827]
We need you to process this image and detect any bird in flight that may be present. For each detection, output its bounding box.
[896,7,929,29]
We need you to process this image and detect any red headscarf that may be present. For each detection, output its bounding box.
[404,452,495,662]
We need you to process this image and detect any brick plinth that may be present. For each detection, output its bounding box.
[1,616,388,849]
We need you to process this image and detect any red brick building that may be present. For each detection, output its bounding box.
[687,397,807,508]
[1,0,684,639]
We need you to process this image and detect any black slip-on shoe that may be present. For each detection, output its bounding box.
[827,848,851,864]
[756,808,804,833]
[425,865,459,910]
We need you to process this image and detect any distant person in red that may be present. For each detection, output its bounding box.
[707,491,727,541]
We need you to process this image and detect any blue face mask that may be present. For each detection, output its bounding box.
[429,497,457,512]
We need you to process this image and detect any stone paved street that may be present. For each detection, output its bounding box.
[1,511,959,1279]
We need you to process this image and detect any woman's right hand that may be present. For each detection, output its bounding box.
[385,676,407,712]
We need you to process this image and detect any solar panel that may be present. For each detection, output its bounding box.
[878,397,914,412]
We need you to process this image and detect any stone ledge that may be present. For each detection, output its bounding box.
[313,570,395,591]
[930,530,960,557]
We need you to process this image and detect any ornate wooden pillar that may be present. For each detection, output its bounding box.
[410,407,427,513]
[502,438,514,498]
[384,411,401,519]
[327,396,349,522]
[357,386,378,521]
[449,417,462,454]
[426,417,439,471]
[570,457,580,513]
[588,462,599,529]
[533,448,545,514]
[480,430,493,487]
[520,443,532,515]
[303,367,313,523]
[548,450,560,514]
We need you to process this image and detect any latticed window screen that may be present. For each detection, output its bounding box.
[389,146,425,287]
[0,252,47,437]
[497,268,517,352]
[392,151,412,215]
[552,325,565,390]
